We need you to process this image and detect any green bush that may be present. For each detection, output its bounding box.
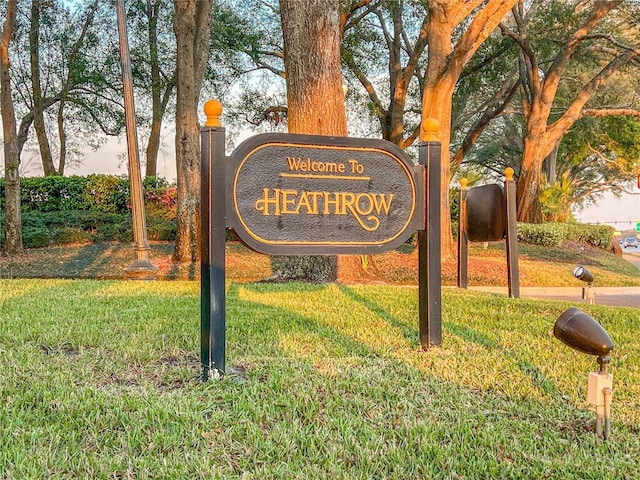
[19,176,89,213]
[145,185,177,220]
[1,175,177,216]
[23,227,50,248]
[517,223,564,247]
[143,176,170,189]
[51,227,92,245]
[23,210,127,234]
[1,175,181,249]
[22,214,47,230]
[562,223,614,249]
[93,224,123,242]
[83,174,130,214]
[517,222,615,250]
[147,219,177,241]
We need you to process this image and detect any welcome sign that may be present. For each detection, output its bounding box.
[201,108,443,380]
[227,133,423,254]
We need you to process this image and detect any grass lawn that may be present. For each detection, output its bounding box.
[1,279,639,478]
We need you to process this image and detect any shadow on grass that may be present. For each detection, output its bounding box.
[337,284,419,348]
[3,277,560,401]
[0,243,132,280]
[65,243,129,278]
[0,242,202,281]
[8,279,640,479]
[225,283,375,361]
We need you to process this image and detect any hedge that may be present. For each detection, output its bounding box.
[561,223,614,249]
[0,175,171,215]
[0,175,175,249]
[517,222,614,249]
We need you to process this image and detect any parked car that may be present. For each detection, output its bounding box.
[623,237,638,248]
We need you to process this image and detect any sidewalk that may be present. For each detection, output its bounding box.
[466,286,640,309]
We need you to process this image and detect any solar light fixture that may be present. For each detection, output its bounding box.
[573,265,595,304]
[554,307,614,439]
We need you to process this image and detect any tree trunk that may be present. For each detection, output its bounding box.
[544,144,559,183]
[146,116,161,178]
[145,0,173,179]
[30,0,56,176]
[57,105,67,176]
[146,83,175,178]
[422,6,456,259]
[517,125,557,223]
[516,142,544,223]
[1,0,22,254]
[172,0,213,262]
[422,0,518,259]
[277,0,348,282]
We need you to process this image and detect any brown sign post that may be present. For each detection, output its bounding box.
[200,100,441,380]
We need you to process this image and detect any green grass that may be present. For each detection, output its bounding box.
[476,242,640,286]
[1,279,639,478]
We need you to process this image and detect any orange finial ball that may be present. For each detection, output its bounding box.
[421,117,440,142]
[204,99,222,127]
[459,178,469,189]
[505,167,514,182]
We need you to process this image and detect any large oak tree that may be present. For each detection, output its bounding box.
[501,0,640,222]
[421,0,518,258]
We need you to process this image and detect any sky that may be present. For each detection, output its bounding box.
[574,190,639,233]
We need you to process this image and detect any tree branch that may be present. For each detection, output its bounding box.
[581,108,640,118]
[542,1,621,107]
[342,50,385,120]
[548,42,640,139]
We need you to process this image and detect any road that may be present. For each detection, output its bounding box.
[622,246,640,270]
[468,286,639,309]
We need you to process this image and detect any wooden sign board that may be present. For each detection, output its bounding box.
[227,133,423,255]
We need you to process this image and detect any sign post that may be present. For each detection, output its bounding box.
[200,100,226,381]
[418,119,442,349]
[457,178,469,289]
[504,168,520,298]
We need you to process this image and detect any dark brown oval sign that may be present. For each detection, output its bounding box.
[227,133,422,255]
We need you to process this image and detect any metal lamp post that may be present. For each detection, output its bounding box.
[116,0,158,280]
